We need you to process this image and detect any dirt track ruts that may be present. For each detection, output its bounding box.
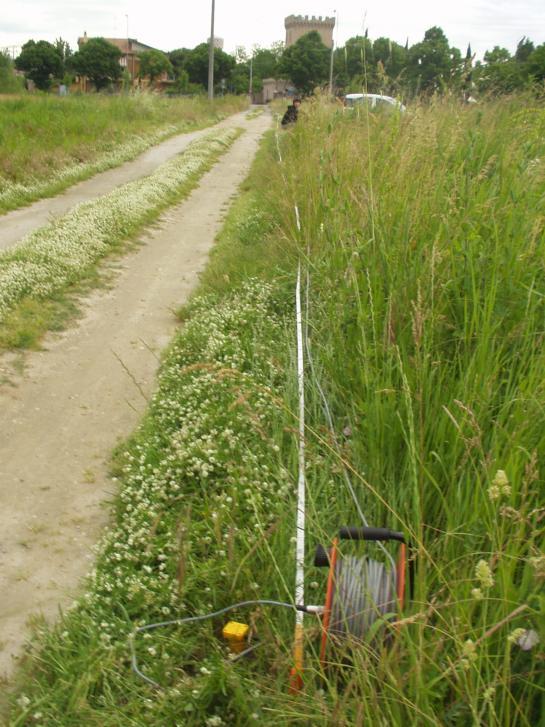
[0,110,251,252]
[0,110,271,680]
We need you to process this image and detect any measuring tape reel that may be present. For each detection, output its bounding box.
[314,526,412,667]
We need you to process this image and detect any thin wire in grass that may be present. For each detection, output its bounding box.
[303,259,396,570]
[130,600,309,689]
[278,116,395,568]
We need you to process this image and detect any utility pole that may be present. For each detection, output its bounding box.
[248,56,253,98]
[329,9,336,95]
[208,0,215,100]
[125,14,132,82]
[328,44,334,95]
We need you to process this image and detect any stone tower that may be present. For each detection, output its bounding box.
[285,14,335,49]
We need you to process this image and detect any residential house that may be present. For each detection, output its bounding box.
[76,32,171,90]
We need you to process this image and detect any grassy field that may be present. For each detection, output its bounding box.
[7,97,545,725]
[0,94,247,212]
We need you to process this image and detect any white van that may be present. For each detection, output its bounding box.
[344,93,406,113]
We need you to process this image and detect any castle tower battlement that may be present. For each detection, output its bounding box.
[285,14,335,49]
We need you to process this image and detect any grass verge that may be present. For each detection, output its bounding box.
[7,97,545,725]
[0,127,242,350]
[0,94,248,213]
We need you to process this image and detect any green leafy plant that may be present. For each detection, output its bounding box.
[15,40,63,90]
[138,49,173,84]
[70,37,123,90]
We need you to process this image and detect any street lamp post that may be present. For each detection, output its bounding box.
[208,0,215,100]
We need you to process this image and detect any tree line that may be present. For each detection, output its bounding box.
[3,26,545,96]
[7,38,173,91]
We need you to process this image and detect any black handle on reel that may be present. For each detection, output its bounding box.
[338,526,414,600]
[339,526,405,543]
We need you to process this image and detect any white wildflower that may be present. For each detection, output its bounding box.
[205,717,224,727]
[0,128,239,324]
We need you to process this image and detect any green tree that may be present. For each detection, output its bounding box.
[70,37,122,90]
[172,69,190,93]
[515,37,535,64]
[372,37,408,92]
[373,37,406,72]
[407,27,461,92]
[54,38,72,71]
[54,37,73,85]
[333,35,374,89]
[478,46,526,93]
[15,40,63,90]
[0,51,24,93]
[168,48,191,79]
[228,62,250,94]
[251,48,278,79]
[279,31,330,94]
[527,44,545,82]
[138,50,172,83]
[184,43,235,87]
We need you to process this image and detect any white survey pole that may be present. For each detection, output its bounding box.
[290,238,306,692]
[208,0,215,100]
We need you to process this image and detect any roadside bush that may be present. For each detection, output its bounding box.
[0,52,24,93]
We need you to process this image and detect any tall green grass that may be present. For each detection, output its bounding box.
[7,97,545,725]
[263,96,545,724]
[0,94,247,212]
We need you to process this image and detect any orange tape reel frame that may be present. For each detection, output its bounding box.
[319,539,407,670]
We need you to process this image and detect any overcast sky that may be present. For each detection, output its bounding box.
[1,0,544,59]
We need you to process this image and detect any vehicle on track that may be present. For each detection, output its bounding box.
[344,93,406,113]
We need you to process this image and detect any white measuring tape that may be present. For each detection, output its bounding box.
[290,206,306,691]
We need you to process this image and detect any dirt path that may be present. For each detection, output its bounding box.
[0,110,252,252]
[0,111,270,680]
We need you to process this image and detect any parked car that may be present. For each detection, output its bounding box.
[344,93,406,113]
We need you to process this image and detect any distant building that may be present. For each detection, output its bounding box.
[258,78,295,104]
[77,32,169,85]
[285,14,335,49]
[254,14,335,100]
